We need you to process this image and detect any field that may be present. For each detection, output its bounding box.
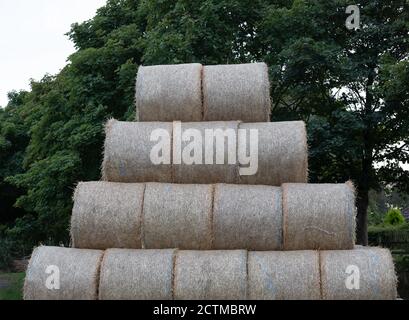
[0,272,25,300]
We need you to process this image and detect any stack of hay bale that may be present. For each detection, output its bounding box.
[24,63,397,300]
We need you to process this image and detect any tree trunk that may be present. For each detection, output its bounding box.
[356,67,375,246]
[356,143,372,246]
[356,187,369,245]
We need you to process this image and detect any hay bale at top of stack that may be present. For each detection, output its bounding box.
[135,64,203,122]
[282,182,356,251]
[239,121,308,185]
[320,247,397,300]
[213,184,282,250]
[203,63,271,122]
[248,251,321,300]
[173,121,240,184]
[71,181,145,250]
[99,249,176,300]
[174,250,247,300]
[135,62,271,122]
[24,246,103,300]
[102,119,172,182]
[143,183,213,250]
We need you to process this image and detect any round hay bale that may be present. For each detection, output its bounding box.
[174,250,247,300]
[238,121,308,186]
[282,183,356,250]
[71,182,145,249]
[213,184,282,250]
[173,121,240,184]
[99,249,176,300]
[248,251,321,300]
[135,64,203,122]
[320,247,397,300]
[24,246,103,300]
[102,120,307,185]
[203,63,271,122]
[143,183,213,250]
[102,119,172,182]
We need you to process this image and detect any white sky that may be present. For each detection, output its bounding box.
[0,0,107,107]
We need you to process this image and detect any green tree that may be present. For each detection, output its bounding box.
[0,91,29,226]
[1,0,408,253]
[259,0,409,244]
[1,0,269,252]
[2,0,145,250]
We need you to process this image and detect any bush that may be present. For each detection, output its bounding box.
[0,238,14,271]
[384,208,406,226]
[368,223,409,251]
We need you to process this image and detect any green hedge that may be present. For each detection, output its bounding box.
[368,223,409,250]
[368,224,409,299]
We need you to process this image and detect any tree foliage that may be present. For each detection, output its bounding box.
[384,208,406,226]
[0,0,408,254]
[259,0,409,244]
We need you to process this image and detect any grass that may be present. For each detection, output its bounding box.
[0,272,25,300]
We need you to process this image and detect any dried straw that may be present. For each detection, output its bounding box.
[203,63,271,122]
[102,119,172,182]
[174,250,247,300]
[24,246,103,300]
[102,120,308,185]
[143,183,213,249]
[238,121,308,186]
[282,183,356,250]
[248,251,321,300]
[173,121,240,184]
[70,181,357,251]
[71,181,145,249]
[213,184,282,250]
[99,249,176,300]
[135,64,203,122]
[320,247,397,300]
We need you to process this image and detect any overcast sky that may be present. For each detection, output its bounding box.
[0,0,107,107]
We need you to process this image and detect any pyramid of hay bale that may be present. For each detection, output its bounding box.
[24,63,397,300]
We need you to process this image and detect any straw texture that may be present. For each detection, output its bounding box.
[24,247,398,300]
[24,246,103,300]
[320,247,397,300]
[71,182,145,249]
[174,250,247,300]
[213,184,282,250]
[283,183,356,250]
[71,182,355,251]
[102,120,308,185]
[102,119,172,182]
[203,63,271,122]
[238,121,308,186]
[135,64,203,122]
[99,249,175,300]
[248,251,321,300]
[70,181,356,250]
[143,183,213,249]
[173,121,240,184]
